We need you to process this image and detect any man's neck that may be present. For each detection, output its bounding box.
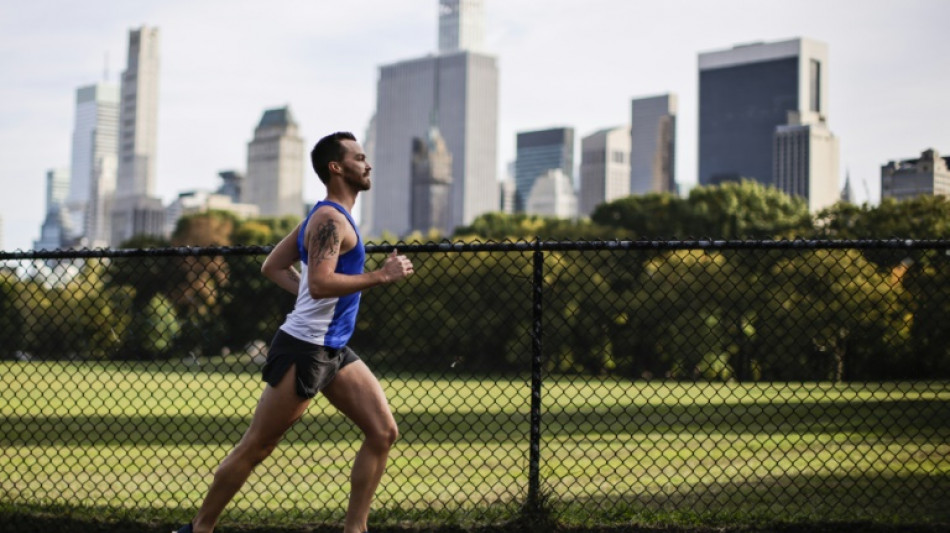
[324,192,356,213]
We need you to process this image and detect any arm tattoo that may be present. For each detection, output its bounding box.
[308,219,340,268]
[285,269,300,286]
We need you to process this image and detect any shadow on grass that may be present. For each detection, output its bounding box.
[548,471,950,526]
[1,508,946,533]
[2,398,948,447]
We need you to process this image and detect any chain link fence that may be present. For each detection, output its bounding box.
[1,240,948,529]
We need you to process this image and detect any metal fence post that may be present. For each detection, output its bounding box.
[527,238,543,513]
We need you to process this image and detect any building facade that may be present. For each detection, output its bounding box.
[773,111,840,211]
[579,126,630,216]
[881,149,950,201]
[630,94,677,195]
[66,83,119,241]
[34,169,73,250]
[515,127,574,213]
[111,26,164,245]
[410,127,454,235]
[526,169,577,219]
[364,53,497,238]
[164,190,260,237]
[439,0,485,53]
[86,154,117,247]
[699,38,829,186]
[244,107,305,218]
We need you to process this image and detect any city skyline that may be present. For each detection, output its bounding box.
[1,0,948,250]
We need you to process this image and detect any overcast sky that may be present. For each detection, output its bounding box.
[2,0,948,251]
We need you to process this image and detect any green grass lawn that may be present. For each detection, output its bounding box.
[1,361,948,529]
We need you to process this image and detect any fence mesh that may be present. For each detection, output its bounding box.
[1,240,948,528]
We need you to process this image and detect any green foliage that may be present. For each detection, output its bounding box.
[453,211,624,240]
[0,273,24,359]
[815,195,950,240]
[118,234,171,249]
[172,210,239,246]
[354,241,533,373]
[591,181,812,239]
[6,192,950,378]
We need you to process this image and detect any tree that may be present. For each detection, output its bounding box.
[592,181,812,239]
[0,273,25,359]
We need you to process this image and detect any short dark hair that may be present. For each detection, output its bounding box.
[310,131,357,184]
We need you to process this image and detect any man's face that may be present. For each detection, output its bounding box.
[337,139,372,191]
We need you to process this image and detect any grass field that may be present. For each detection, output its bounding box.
[1,361,948,530]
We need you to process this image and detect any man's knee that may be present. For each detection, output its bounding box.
[236,435,280,465]
[367,421,398,450]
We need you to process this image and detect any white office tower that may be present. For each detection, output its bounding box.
[244,106,304,218]
[526,168,577,219]
[580,126,631,216]
[66,83,119,243]
[773,111,840,212]
[439,0,485,53]
[86,155,117,248]
[111,26,164,246]
[34,169,73,250]
[363,1,498,238]
[630,94,677,195]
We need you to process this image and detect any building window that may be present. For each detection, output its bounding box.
[810,59,821,113]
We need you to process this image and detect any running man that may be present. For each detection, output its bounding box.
[175,131,414,533]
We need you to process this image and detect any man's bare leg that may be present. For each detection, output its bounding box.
[322,361,398,533]
[189,366,310,533]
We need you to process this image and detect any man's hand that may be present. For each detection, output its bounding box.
[378,249,414,283]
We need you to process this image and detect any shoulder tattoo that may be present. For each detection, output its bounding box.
[309,218,340,267]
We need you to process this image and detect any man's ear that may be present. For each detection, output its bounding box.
[328,160,342,174]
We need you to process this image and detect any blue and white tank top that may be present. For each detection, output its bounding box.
[279,200,365,348]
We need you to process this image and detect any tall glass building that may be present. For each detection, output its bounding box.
[363,1,498,238]
[698,38,828,186]
[66,83,119,242]
[630,94,677,195]
[515,127,574,212]
[111,26,164,246]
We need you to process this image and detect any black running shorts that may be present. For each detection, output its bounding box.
[261,329,360,399]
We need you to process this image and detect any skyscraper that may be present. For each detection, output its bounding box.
[86,154,117,248]
[526,169,577,219]
[699,38,829,186]
[630,94,676,195]
[515,127,574,213]
[363,1,498,238]
[244,106,304,218]
[773,111,840,211]
[67,83,119,244]
[111,26,164,245]
[116,26,160,198]
[34,169,72,250]
[410,126,453,235]
[579,126,630,216]
[439,0,485,53]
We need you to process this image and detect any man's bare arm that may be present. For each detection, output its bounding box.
[261,224,303,295]
[305,210,414,299]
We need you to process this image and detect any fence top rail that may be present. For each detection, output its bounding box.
[4,238,950,260]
